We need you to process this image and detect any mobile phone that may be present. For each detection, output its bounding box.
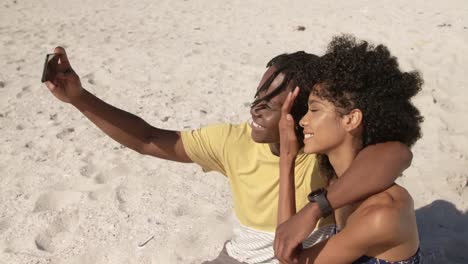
[41,53,57,83]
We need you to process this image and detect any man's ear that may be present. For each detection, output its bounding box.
[342,109,363,132]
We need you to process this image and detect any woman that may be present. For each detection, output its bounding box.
[275,35,423,263]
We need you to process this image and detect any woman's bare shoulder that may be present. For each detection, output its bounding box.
[359,184,413,213]
[347,185,415,244]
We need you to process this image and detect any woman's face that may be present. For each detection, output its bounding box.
[299,93,348,154]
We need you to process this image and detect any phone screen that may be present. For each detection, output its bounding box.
[41,53,57,83]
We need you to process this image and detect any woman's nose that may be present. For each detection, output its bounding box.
[299,117,308,127]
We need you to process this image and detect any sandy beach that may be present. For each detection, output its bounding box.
[1,0,467,263]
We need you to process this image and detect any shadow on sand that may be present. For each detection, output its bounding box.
[416,199,468,264]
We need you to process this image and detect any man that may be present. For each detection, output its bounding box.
[44,47,411,263]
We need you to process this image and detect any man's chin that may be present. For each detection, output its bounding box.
[250,132,265,143]
[250,132,274,144]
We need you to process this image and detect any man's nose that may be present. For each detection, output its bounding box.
[250,104,261,117]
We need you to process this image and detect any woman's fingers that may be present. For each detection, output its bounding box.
[281,87,300,116]
[283,244,296,264]
[281,92,292,116]
[289,87,299,113]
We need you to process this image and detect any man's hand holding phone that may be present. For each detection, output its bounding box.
[43,47,83,104]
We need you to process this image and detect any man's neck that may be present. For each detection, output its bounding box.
[269,142,280,156]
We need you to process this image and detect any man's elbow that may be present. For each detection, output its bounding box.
[392,142,413,170]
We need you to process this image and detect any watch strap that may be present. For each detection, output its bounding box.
[308,188,333,217]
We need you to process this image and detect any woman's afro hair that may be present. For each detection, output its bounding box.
[313,34,424,180]
[315,34,424,148]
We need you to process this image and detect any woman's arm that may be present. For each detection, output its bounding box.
[277,88,301,225]
[275,88,303,263]
[277,156,297,225]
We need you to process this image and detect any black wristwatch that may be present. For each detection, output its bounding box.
[307,188,333,217]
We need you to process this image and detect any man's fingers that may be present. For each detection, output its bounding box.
[54,46,72,71]
[54,46,69,63]
[45,81,56,92]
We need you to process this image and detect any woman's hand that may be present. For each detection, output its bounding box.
[279,86,301,159]
[44,47,84,104]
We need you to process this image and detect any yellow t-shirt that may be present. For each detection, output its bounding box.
[181,122,333,232]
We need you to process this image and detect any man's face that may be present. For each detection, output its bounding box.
[250,66,292,143]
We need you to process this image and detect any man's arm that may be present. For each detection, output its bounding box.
[299,141,412,216]
[44,47,192,163]
[73,89,191,162]
[326,141,412,209]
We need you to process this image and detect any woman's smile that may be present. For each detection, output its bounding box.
[303,132,314,142]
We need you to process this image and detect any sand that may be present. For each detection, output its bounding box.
[0,0,467,263]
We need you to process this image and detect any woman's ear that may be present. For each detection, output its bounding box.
[342,109,363,132]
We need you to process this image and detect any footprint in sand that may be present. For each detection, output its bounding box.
[87,186,114,201]
[0,217,11,235]
[82,160,131,205]
[173,204,188,217]
[79,161,96,179]
[34,210,80,253]
[56,127,75,139]
[94,173,108,184]
[91,162,129,185]
[103,58,114,66]
[115,185,130,213]
[15,85,30,99]
[33,190,83,212]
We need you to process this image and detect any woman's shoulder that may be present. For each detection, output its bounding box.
[348,185,415,243]
[360,184,413,213]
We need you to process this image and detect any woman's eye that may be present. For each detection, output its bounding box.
[310,109,318,112]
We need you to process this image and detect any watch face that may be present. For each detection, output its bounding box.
[309,188,325,197]
[308,188,326,202]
